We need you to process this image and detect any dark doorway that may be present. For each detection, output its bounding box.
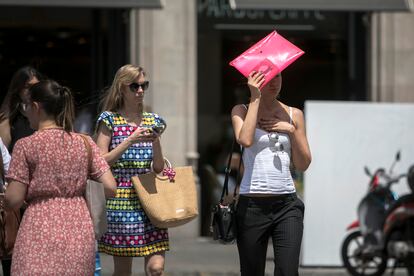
[0,7,129,115]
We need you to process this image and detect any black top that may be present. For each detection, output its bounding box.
[9,113,34,153]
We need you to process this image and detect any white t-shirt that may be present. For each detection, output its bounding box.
[0,137,11,186]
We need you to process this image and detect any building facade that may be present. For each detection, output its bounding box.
[1,0,414,237]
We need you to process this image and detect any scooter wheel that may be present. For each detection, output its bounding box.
[341,230,387,276]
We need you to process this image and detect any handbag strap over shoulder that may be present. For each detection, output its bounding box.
[220,138,243,203]
[79,134,92,174]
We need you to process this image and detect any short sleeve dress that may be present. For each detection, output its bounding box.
[6,129,109,275]
[97,111,169,257]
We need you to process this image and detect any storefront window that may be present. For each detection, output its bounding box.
[0,7,128,122]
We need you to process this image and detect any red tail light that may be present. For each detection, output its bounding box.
[372,175,379,189]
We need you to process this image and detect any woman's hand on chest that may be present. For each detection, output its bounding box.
[258,118,295,134]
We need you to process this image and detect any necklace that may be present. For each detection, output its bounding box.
[38,125,62,131]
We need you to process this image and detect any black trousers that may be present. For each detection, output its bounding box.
[236,193,305,276]
[1,259,11,276]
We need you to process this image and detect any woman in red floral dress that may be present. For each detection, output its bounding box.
[4,80,117,275]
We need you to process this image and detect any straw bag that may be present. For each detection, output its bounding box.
[80,135,108,239]
[131,159,198,228]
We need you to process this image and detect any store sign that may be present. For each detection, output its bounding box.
[0,0,164,8]
[229,0,414,12]
[199,0,326,21]
[198,0,347,36]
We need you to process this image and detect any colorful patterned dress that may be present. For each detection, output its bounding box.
[97,111,169,257]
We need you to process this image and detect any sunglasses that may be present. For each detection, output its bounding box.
[129,81,149,92]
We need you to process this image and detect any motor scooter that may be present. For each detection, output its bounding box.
[341,152,414,276]
[383,165,414,275]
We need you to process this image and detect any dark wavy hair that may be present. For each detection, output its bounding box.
[29,80,75,132]
[0,66,43,124]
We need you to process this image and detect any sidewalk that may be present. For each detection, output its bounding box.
[100,220,406,276]
[100,220,350,276]
[100,236,351,276]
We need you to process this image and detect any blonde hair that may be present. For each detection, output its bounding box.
[100,64,146,112]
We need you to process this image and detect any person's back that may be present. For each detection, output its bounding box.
[4,80,116,275]
[16,130,90,198]
[9,130,106,274]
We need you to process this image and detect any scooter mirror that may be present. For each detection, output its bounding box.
[395,151,401,162]
[364,166,371,176]
[408,165,414,192]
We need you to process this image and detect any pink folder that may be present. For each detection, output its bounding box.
[229,31,304,88]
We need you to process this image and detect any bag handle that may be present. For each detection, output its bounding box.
[150,157,172,172]
[150,157,176,182]
[220,138,243,203]
[79,134,92,174]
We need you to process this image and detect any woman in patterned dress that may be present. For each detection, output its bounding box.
[96,64,168,276]
[4,80,117,275]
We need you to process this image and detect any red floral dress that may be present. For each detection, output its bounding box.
[6,129,109,276]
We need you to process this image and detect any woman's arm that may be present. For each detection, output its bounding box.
[0,119,11,150]
[152,137,164,174]
[5,180,27,209]
[95,123,150,166]
[96,170,117,198]
[231,71,264,148]
[289,108,312,172]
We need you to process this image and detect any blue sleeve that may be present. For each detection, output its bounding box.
[96,111,114,131]
[153,113,166,129]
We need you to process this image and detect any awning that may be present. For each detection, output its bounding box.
[229,0,414,11]
[0,0,163,8]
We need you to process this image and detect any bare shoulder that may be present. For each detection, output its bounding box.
[291,107,304,118]
[231,104,248,117]
[281,104,304,126]
[0,118,10,130]
[291,107,305,129]
[279,102,303,121]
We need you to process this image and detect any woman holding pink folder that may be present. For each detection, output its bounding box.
[231,71,311,276]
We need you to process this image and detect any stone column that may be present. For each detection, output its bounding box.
[369,12,414,102]
[129,1,198,167]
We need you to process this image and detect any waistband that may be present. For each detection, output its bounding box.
[28,195,84,205]
[239,193,297,203]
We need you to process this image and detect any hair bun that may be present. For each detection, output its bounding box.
[58,86,70,96]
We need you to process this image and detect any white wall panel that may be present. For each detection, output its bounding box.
[303,101,414,266]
